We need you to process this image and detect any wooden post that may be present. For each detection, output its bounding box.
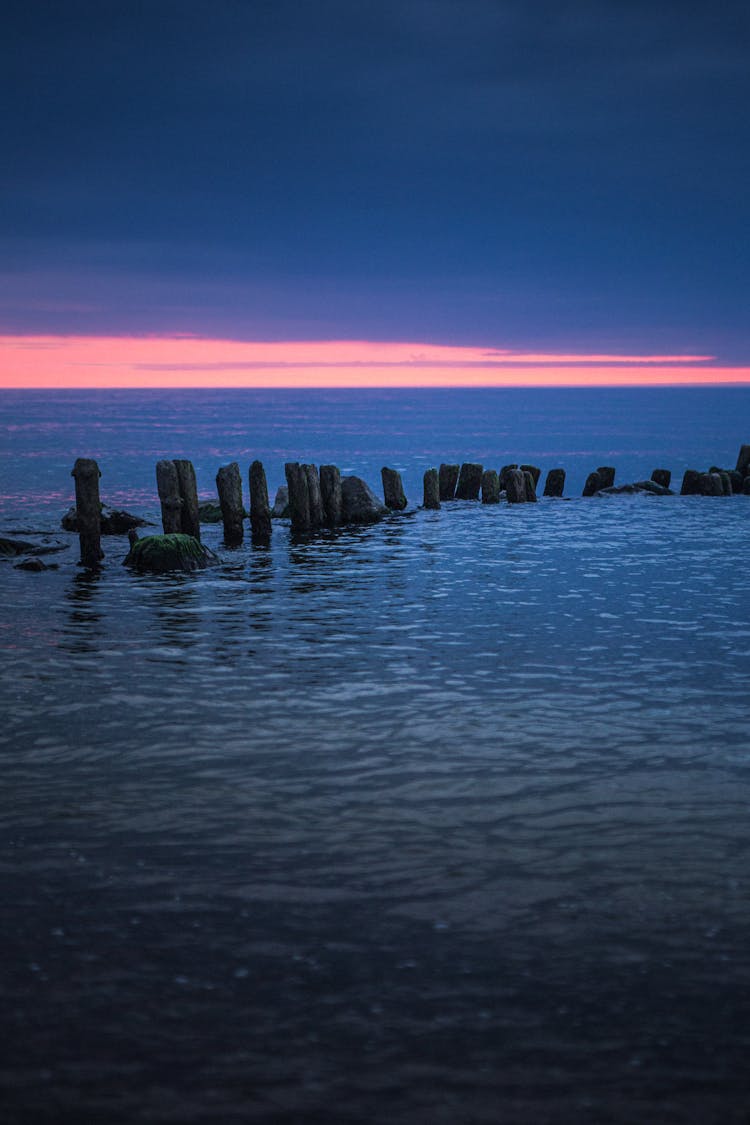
[320,465,342,526]
[249,460,272,543]
[156,460,183,533]
[499,464,518,490]
[523,470,538,502]
[423,468,440,509]
[303,464,325,528]
[680,470,700,495]
[505,469,527,504]
[216,461,244,545]
[71,458,103,568]
[438,463,459,501]
[543,468,565,497]
[520,464,541,486]
[736,444,750,478]
[481,469,500,503]
[455,463,483,500]
[173,459,201,540]
[285,462,311,534]
[651,469,671,489]
[597,466,615,489]
[582,471,602,497]
[381,467,407,510]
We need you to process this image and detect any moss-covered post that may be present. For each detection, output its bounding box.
[382,467,407,510]
[285,462,311,534]
[174,459,201,540]
[156,460,183,534]
[71,458,103,568]
[422,468,440,509]
[249,460,272,544]
[320,465,342,526]
[216,461,244,545]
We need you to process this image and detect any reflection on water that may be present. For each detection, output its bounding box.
[1,498,750,1123]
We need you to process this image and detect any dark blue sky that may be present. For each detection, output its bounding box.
[2,0,749,357]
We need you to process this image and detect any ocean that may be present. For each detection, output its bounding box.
[1,386,750,1123]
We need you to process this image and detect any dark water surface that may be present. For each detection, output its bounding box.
[1,389,750,1123]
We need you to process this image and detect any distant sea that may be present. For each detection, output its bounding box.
[2,386,750,1124]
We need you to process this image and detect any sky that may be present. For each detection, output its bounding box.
[1,0,749,386]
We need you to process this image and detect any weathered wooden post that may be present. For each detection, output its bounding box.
[174,459,201,540]
[455,463,483,500]
[216,461,244,545]
[736,445,750,478]
[523,470,538,502]
[597,466,616,489]
[698,472,724,496]
[423,468,440,509]
[505,468,527,504]
[381,467,407,510]
[499,464,518,490]
[303,464,325,528]
[320,465,342,526]
[520,464,541,487]
[543,468,565,497]
[71,458,103,568]
[680,469,700,495]
[156,459,183,533]
[285,462,311,534]
[481,469,500,503]
[439,463,459,501]
[249,460,271,543]
[582,471,602,497]
[651,469,671,489]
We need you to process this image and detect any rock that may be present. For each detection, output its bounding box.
[0,537,36,556]
[651,469,671,489]
[455,462,483,500]
[680,469,701,495]
[505,469,527,504]
[123,533,219,574]
[597,481,673,496]
[520,464,541,486]
[582,471,602,497]
[423,468,440,509]
[197,501,224,523]
[381,467,408,510]
[61,506,151,533]
[14,558,57,572]
[320,465,343,526]
[341,476,388,524]
[597,466,616,489]
[271,486,290,519]
[438,463,459,501]
[736,444,750,478]
[543,468,566,497]
[481,469,500,504]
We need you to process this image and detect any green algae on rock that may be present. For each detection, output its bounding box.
[123,533,219,574]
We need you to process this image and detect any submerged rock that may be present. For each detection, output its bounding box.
[14,557,58,572]
[197,501,224,523]
[1,537,67,557]
[597,481,673,496]
[341,476,388,524]
[123,533,220,574]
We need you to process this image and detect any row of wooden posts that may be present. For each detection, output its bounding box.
[70,445,750,569]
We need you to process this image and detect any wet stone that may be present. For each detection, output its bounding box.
[124,533,219,574]
[271,486,289,519]
[341,476,388,524]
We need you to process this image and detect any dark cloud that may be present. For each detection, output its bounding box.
[1,1,749,355]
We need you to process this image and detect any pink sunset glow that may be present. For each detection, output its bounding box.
[1,335,748,389]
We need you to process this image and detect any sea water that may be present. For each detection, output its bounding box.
[1,387,750,1123]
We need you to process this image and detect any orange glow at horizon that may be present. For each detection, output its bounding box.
[1,334,748,388]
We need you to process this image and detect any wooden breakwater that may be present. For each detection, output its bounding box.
[61,448,750,570]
